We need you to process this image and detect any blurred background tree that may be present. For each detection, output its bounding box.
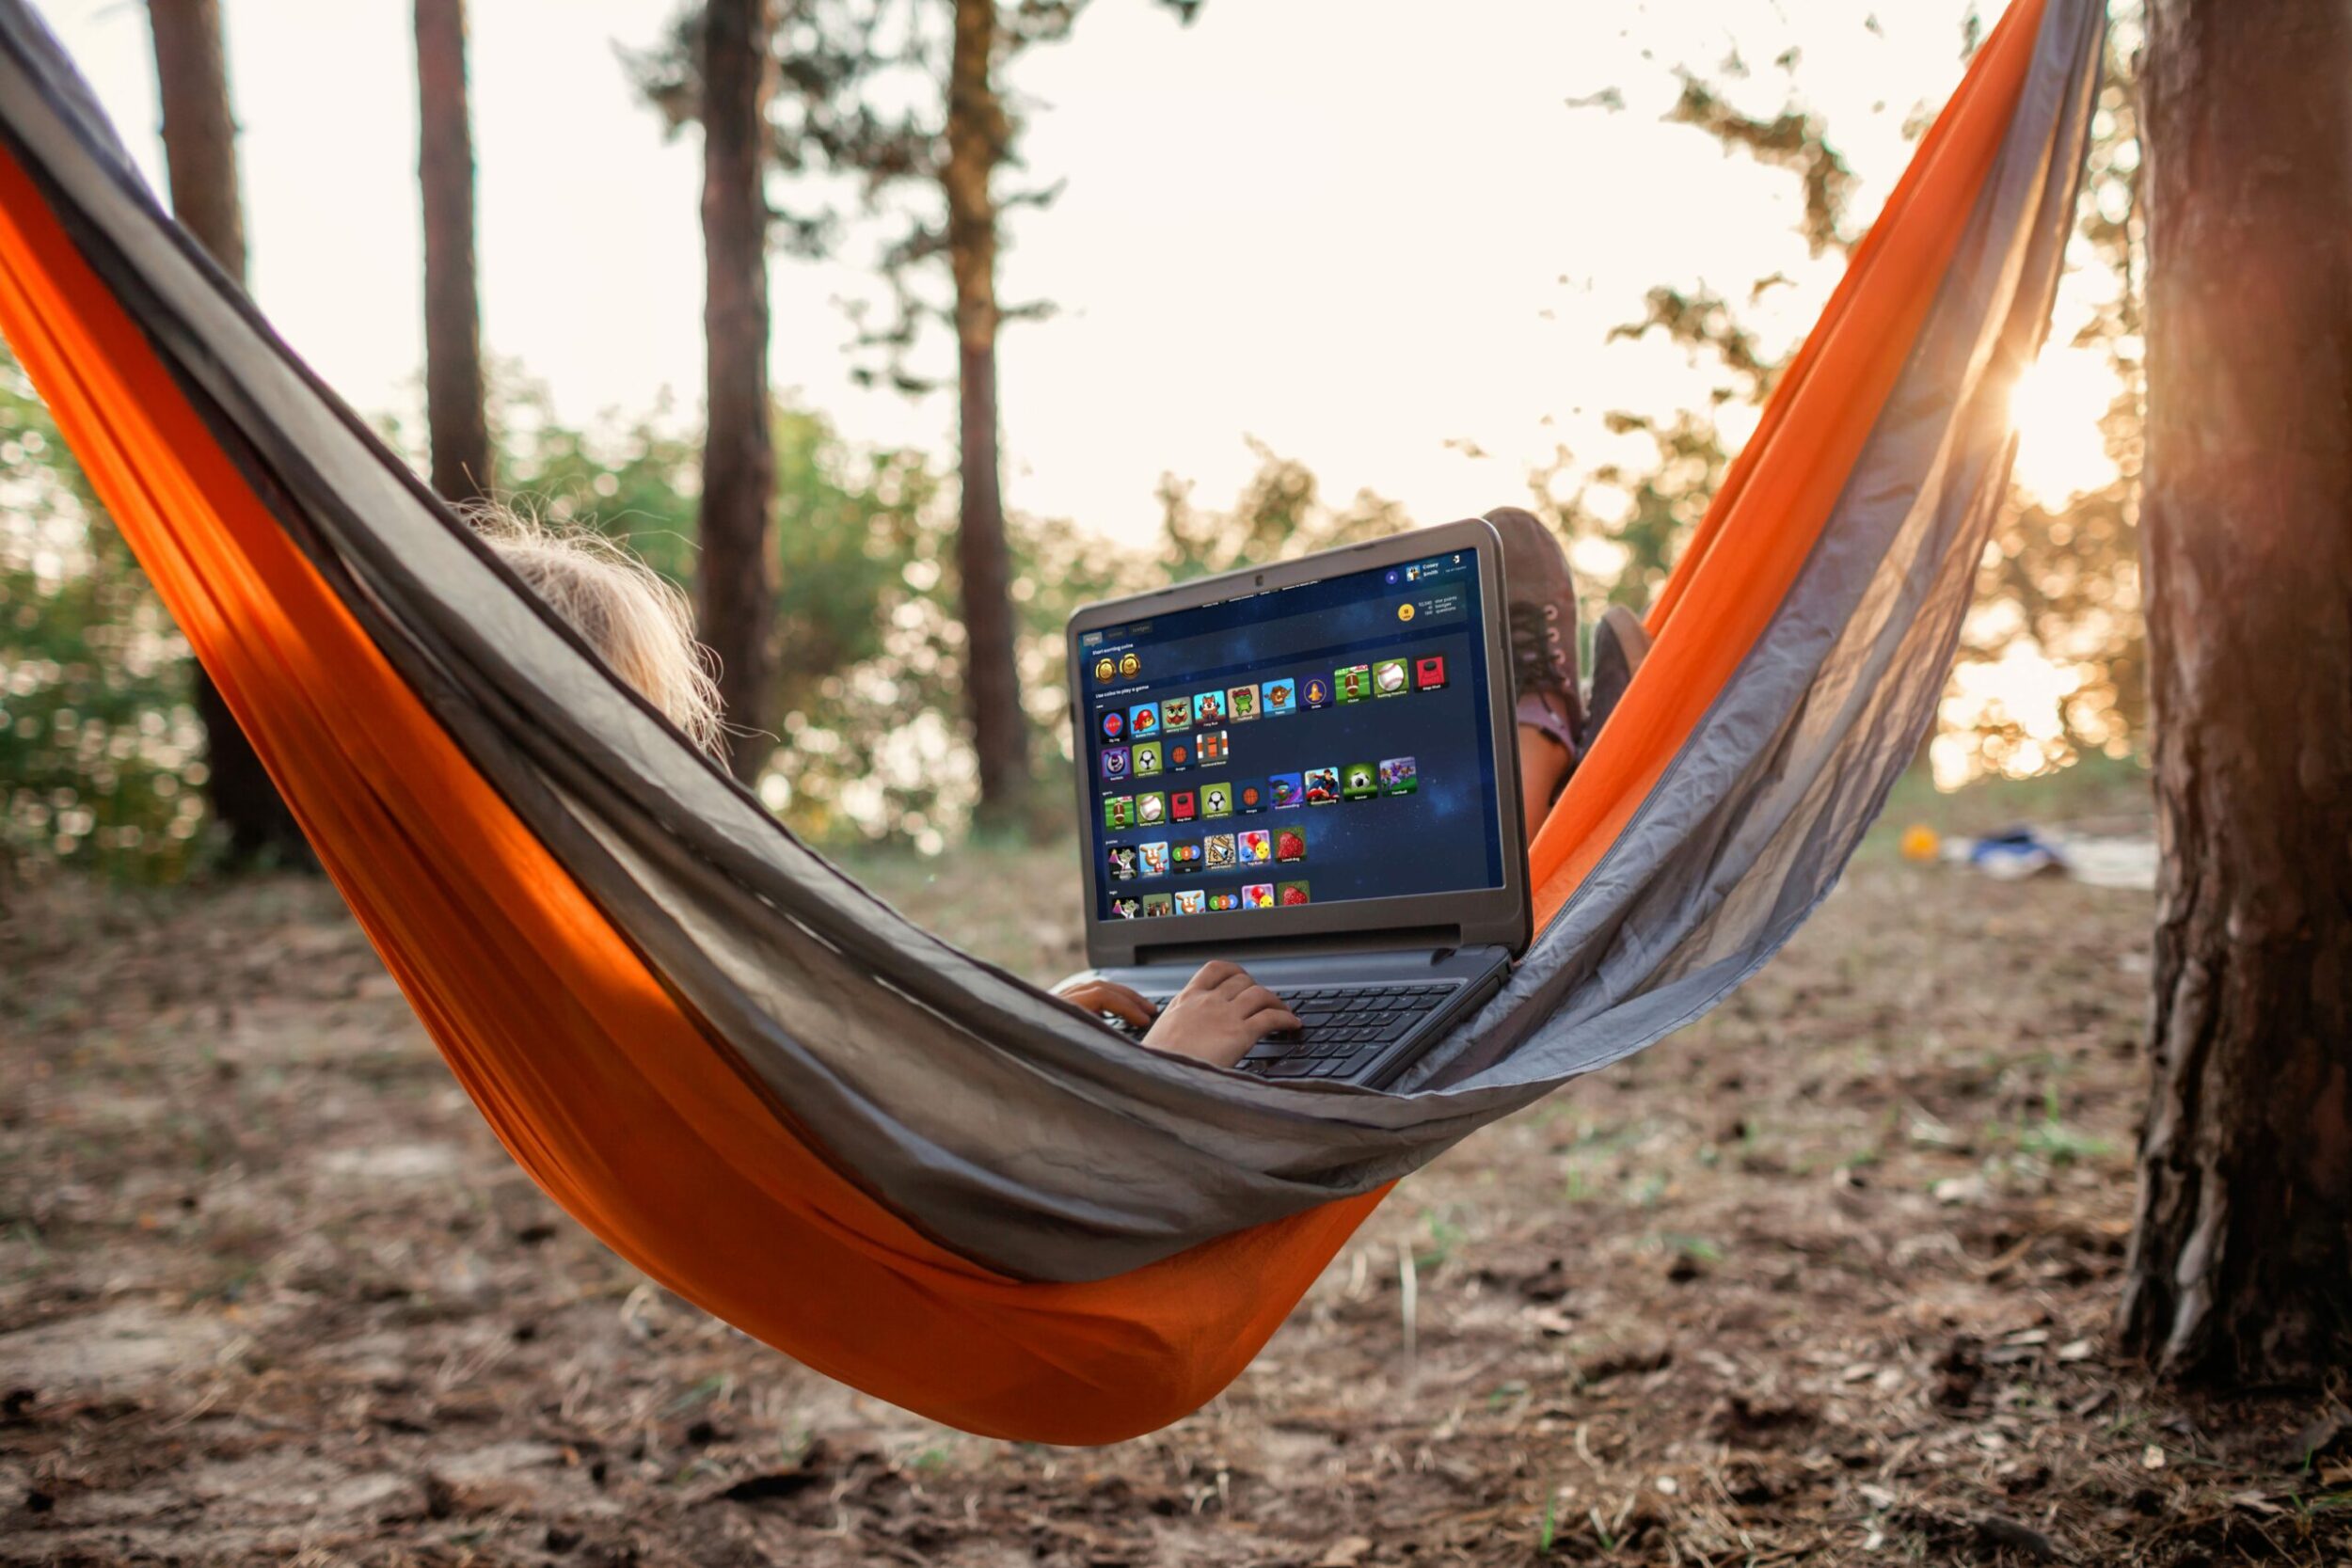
[697,0,783,781]
[414,0,495,503]
[144,0,309,866]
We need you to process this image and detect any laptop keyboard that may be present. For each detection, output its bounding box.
[1099,982,1463,1082]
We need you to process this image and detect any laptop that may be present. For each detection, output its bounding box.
[1060,517,1531,1087]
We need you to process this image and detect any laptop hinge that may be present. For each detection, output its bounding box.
[1134,925,1466,968]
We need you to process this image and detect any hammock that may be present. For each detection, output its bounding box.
[0,0,2101,1444]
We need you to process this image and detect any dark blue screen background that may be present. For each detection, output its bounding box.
[1078,549,1505,925]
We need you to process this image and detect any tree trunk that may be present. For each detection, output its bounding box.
[698,0,778,782]
[147,0,309,867]
[945,0,1029,826]
[2122,0,2352,1384]
[414,0,494,502]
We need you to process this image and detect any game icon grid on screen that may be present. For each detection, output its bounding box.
[1081,551,1502,922]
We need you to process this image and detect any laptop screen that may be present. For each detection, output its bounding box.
[1078,546,1507,924]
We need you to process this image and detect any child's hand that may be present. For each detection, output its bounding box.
[1142,961,1300,1069]
[1053,977,1158,1031]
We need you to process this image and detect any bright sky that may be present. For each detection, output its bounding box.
[33,0,2108,545]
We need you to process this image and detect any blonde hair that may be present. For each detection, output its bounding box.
[463,501,724,756]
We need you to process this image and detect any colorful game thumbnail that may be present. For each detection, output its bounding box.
[1132,740,1162,777]
[1302,674,1334,709]
[1238,829,1272,865]
[1198,729,1230,766]
[1173,890,1206,915]
[1128,701,1160,738]
[1269,771,1304,809]
[1335,664,1372,704]
[1170,841,1202,874]
[1373,658,1409,698]
[1170,790,1197,822]
[1200,782,1233,818]
[1274,826,1307,863]
[1235,779,1266,813]
[1159,695,1192,733]
[1140,894,1172,917]
[1241,883,1277,910]
[1105,845,1137,881]
[1135,791,1166,827]
[1203,832,1237,871]
[1414,655,1447,691]
[1262,677,1297,716]
[1226,683,1260,721]
[1100,745,1129,781]
[1206,891,1241,912]
[1110,895,1140,919]
[1136,841,1168,878]
[1193,689,1228,726]
[1100,709,1124,741]
[1166,737,1191,770]
[1103,795,1134,830]
[1277,880,1311,907]
[1379,755,1418,796]
[1304,766,1341,805]
[1343,762,1379,800]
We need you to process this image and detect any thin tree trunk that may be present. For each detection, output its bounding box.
[147,0,309,867]
[2122,0,2352,1383]
[698,0,777,781]
[946,0,1029,826]
[415,0,494,502]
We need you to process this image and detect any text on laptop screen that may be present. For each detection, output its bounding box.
[1078,548,1505,923]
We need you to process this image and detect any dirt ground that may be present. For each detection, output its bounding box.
[3,771,2347,1566]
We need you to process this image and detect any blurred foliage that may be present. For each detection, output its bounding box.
[0,356,206,883]
[3,7,2152,884]
[1156,438,1412,581]
[1,337,1419,878]
[1957,8,2145,782]
[1525,7,2146,785]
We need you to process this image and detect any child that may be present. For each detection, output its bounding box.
[474,504,1644,1072]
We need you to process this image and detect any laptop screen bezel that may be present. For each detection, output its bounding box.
[1066,517,1530,969]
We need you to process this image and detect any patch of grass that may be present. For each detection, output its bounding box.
[1652,1233,1724,1264]
[1415,1205,1470,1272]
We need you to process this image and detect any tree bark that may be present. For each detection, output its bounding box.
[2122,0,2352,1384]
[147,0,309,867]
[697,0,778,782]
[946,0,1030,826]
[414,0,494,502]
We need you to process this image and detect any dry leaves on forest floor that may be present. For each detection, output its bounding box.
[2,798,2347,1565]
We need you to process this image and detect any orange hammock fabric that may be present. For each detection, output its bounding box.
[0,0,2095,1443]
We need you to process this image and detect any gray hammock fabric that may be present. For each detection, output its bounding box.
[0,0,2101,1286]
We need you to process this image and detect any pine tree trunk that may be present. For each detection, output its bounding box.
[697,0,777,782]
[946,0,1029,827]
[147,0,309,867]
[414,0,494,503]
[2122,0,2352,1383]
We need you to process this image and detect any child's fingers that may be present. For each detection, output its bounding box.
[1187,959,1245,993]
[1231,983,1284,1017]
[1084,982,1157,1028]
[1208,965,1264,1001]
